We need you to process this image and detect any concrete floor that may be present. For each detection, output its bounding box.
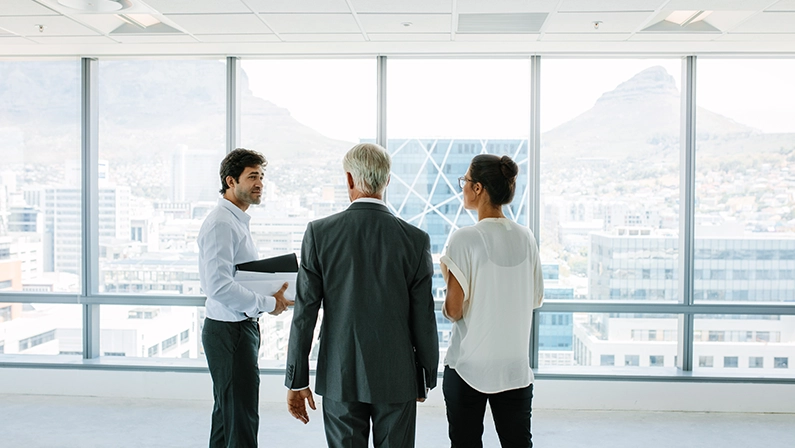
[2,394,794,448]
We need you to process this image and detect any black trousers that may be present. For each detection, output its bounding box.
[443,366,534,448]
[202,317,261,448]
[322,398,417,448]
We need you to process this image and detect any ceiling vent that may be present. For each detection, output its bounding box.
[457,13,548,34]
[640,10,720,33]
[110,13,181,34]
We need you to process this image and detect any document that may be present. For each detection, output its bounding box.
[234,271,297,301]
[234,253,299,301]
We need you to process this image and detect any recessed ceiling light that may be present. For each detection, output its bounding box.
[57,0,132,13]
[117,13,160,28]
[665,10,712,27]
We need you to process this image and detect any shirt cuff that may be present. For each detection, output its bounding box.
[262,295,276,314]
[290,386,309,391]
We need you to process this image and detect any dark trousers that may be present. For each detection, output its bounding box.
[202,317,261,448]
[322,398,417,448]
[443,366,534,448]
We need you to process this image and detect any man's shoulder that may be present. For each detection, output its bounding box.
[199,206,235,232]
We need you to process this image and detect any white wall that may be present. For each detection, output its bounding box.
[1,367,793,413]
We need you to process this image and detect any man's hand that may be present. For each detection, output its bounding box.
[287,388,316,424]
[417,388,430,403]
[269,282,295,316]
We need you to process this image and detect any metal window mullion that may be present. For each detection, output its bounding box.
[377,55,388,203]
[529,55,541,369]
[81,57,100,359]
[226,56,241,154]
[376,55,387,149]
[678,55,697,372]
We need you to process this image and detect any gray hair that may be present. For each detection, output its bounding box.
[342,143,391,196]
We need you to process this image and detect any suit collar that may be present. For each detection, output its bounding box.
[346,201,392,214]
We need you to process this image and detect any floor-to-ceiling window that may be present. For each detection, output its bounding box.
[0,60,83,357]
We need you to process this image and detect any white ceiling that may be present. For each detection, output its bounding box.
[0,0,793,56]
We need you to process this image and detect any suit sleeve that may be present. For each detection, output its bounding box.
[409,232,440,390]
[285,222,324,389]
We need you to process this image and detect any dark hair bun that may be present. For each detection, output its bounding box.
[499,155,519,179]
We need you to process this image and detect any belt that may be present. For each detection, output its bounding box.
[245,317,259,322]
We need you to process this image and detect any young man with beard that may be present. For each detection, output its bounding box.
[198,148,293,447]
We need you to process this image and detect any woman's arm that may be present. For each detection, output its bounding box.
[443,269,465,322]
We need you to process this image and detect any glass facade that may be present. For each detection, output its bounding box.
[0,56,793,379]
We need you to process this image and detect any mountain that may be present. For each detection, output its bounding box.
[0,60,352,165]
[2,62,791,168]
[541,66,778,162]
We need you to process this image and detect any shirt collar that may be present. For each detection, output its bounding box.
[218,198,251,225]
[352,197,386,206]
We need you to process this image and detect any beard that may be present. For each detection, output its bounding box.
[237,188,262,205]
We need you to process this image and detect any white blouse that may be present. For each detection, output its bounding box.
[441,217,544,393]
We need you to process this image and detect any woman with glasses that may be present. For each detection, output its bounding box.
[441,154,544,448]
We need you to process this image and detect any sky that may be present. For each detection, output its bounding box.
[242,58,795,143]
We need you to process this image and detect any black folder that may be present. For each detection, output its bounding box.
[416,363,428,400]
[235,253,298,273]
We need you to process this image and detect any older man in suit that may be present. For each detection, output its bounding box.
[284,143,439,448]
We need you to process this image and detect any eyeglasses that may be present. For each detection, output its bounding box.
[458,176,474,190]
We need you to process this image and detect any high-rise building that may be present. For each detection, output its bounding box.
[23,185,131,275]
[383,138,530,294]
[171,147,224,203]
[572,228,795,371]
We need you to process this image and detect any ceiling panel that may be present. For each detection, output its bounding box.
[767,0,795,10]
[558,0,664,12]
[349,0,451,13]
[454,33,539,41]
[358,13,451,33]
[456,0,557,13]
[702,11,757,31]
[719,32,795,41]
[28,35,118,44]
[71,14,127,35]
[542,32,631,41]
[730,12,795,32]
[144,0,251,14]
[544,12,653,33]
[665,0,772,10]
[280,33,365,42]
[0,36,34,44]
[194,33,280,42]
[245,0,350,13]
[261,13,360,33]
[0,15,101,36]
[111,34,199,43]
[370,33,450,41]
[165,13,272,34]
[0,0,58,15]
[628,33,718,41]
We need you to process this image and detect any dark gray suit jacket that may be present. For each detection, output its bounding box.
[284,201,439,403]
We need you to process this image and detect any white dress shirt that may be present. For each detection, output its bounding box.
[198,198,275,321]
[351,197,386,206]
[441,218,544,393]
